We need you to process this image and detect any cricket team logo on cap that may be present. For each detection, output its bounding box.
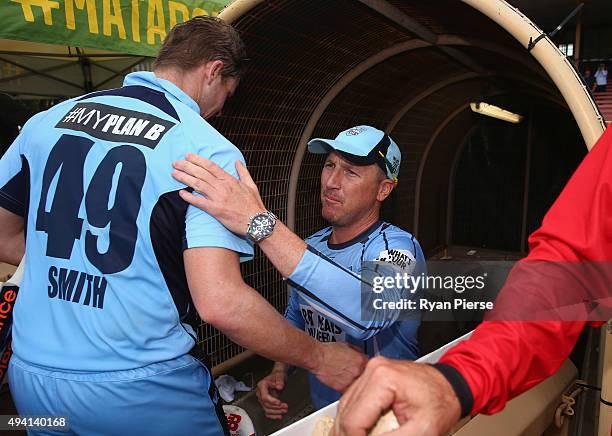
[391,156,400,175]
[346,127,367,136]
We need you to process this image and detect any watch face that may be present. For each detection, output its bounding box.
[253,215,271,232]
[249,212,276,241]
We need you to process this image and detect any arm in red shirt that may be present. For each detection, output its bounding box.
[437,125,612,416]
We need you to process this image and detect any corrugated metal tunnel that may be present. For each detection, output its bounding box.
[199,0,605,367]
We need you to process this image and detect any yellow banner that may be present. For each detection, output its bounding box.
[2,0,232,56]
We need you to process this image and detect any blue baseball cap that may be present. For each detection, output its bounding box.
[308,125,401,183]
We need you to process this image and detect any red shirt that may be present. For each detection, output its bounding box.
[439,124,611,415]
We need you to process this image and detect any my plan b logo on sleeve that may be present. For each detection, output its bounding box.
[57,102,175,149]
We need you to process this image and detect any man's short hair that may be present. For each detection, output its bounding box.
[153,16,247,78]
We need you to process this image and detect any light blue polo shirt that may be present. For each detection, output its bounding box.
[0,72,253,371]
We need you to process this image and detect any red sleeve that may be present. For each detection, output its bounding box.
[437,125,612,416]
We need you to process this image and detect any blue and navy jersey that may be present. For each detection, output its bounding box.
[0,72,253,371]
[285,221,426,409]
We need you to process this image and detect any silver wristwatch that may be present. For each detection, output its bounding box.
[246,211,277,242]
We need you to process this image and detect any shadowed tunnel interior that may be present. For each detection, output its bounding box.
[198,0,587,367]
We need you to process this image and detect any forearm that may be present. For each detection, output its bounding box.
[258,221,307,277]
[0,208,25,266]
[437,253,593,415]
[438,126,612,416]
[207,281,322,371]
[285,244,403,339]
[0,230,24,266]
[186,247,321,370]
[272,361,290,374]
[258,221,396,335]
[439,320,584,416]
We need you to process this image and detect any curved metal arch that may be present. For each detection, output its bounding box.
[218,0,265,23]
[410,89,565,236]
[445,124,480,248]
[436,34,548,81]
[222,1,605,232]
[286,37,556,230]
[385,71,562,133]
[411,104,471,237]
[285,35,552,229]
[386,72,480,132]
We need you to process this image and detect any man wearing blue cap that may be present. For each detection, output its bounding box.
[172,125,426,417]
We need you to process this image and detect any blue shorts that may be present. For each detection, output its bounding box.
[9,354,228,436]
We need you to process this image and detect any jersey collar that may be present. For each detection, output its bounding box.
[325,220,383,250]
[123,72,201,115]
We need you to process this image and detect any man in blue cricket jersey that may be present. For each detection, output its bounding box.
[171,125,426,417]
[0,17,366,435]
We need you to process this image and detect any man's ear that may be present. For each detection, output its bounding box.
[206,60,225,84]
[377,178,395,202]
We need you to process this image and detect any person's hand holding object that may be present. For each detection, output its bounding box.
[332,357,461,436]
